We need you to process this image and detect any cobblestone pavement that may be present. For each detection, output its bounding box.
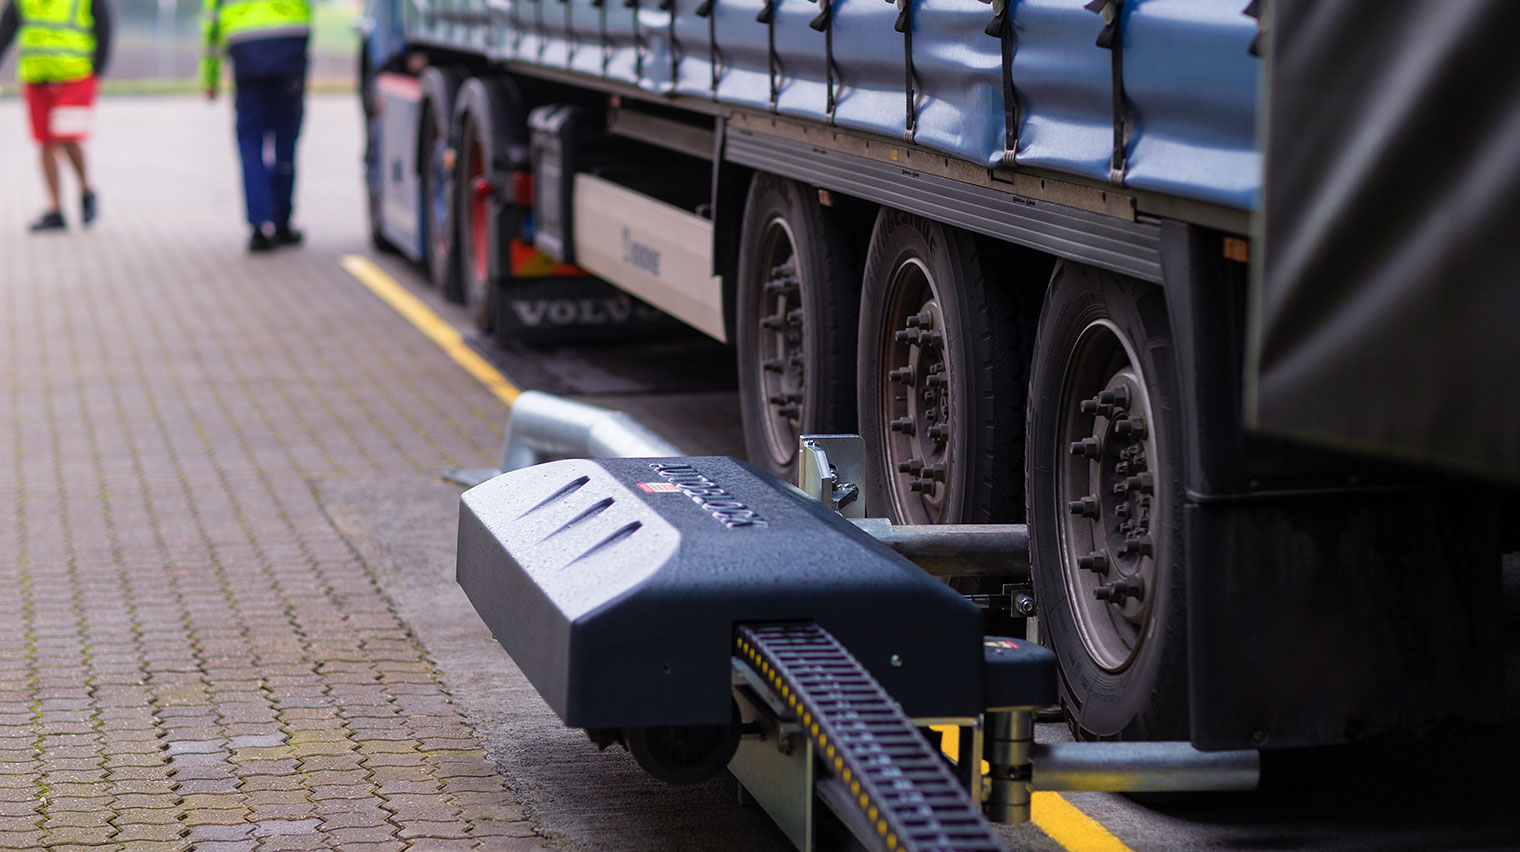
[0,95,540,850]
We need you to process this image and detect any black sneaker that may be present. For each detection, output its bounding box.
[272,225,303,247]
[81,190,97,226]
[248,226,275,253]
[28,210,65,232]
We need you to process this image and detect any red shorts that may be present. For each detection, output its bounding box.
[24,76,97,143]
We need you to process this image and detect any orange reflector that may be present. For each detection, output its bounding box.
[1223,236,1250,263]
[508,240,583,278]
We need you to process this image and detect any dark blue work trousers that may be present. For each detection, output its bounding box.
[234,74,305,229]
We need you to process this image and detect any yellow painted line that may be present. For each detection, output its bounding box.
[341,255,521,406]
[931,725,1136,852]
[1031,792,1134,852]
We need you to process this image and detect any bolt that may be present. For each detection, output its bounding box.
[922,464,946,482]
[1094,577,1145,604]
[764,278,799,296]
[925,373,947,388]
[926,424,948,441]
[776,404,800,419]
[895,329,920,344]
[761,358,784,373]
[905,311,933,329]
[1120,535,1153,557]
[1114,418,1147,439]
[760,313,785,330]
[896,458,924,475]
[1098,387,1131,409]
[1069,437,1100,459]
[1124,473,1154,494]
[1115,502,1129,518]
[1080,395,1113,417]
[1113,480,1128,496]
[909,478,936,493]
[786,308,805,326]
[889,417,915,435]
[1077,552,1109,574]
[767,392,801,405]
[1067,496,1099,518]
[918,330,943,346]
[1013,594,1037,616]
[888,367,914,384]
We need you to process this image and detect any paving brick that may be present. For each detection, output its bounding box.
[1,97,520,852]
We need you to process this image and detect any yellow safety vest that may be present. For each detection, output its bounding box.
[16,0,95,84]
[200,0,312,91]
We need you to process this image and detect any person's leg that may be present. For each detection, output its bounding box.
[39,143,62,212]
[23,84,66,230]
[270,73,306,237]
[64,141,97,224]
[60,142,88,189]
[234,78,276,230]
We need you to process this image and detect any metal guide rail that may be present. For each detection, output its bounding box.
[737,623,1002,852]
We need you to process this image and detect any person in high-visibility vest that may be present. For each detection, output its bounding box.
[201,0,310,252]
[0,0,112,232]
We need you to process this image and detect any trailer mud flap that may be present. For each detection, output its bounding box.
[1185,491,1503,750]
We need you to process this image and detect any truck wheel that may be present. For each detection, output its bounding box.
[419,67,462,293]
[1026,261,1188,740]
[858,210,1025,525]
[735,174,861,478]
[455,77,526,333]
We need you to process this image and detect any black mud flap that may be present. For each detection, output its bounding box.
[1186,490,1503,750]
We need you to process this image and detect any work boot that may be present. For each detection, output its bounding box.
[272,225,303,247]
[248,225,275,253]
[28,210,66,232]
[81,190,98,226]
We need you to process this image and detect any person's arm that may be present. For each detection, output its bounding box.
[199,0,222,98]
[0,2,20,71]
[91,0,112,78]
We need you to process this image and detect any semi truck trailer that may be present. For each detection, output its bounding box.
[358,0,1517,752]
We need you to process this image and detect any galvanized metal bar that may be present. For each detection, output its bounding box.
[851,518,1029,577]
[499,390,685,471]
[1029,742,1260,793]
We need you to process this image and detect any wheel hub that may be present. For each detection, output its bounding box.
[881,259,951,524]
[1057,319,1161,672]
[755,219,806,467]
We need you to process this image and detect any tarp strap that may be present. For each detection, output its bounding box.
[661,0,676,85]
[694,0,717,96]
[559,0,572,68]
[536,0,547,60]
[809,0,836,122]
[891,0,915,140]
[757,0,778,110]
[1086,0,1128,185]
[623,0,643,81]
[983,0,1018,167]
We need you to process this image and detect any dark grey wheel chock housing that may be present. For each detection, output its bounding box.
[457,454,1258,852]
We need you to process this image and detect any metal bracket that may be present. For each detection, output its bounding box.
[795,434,868,518]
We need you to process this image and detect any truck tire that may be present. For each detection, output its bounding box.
[419,67,462,294]
[735,174,861,479]
[454,77,527,333]
[857,210,1026,525]
[1025,261,1188,740]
